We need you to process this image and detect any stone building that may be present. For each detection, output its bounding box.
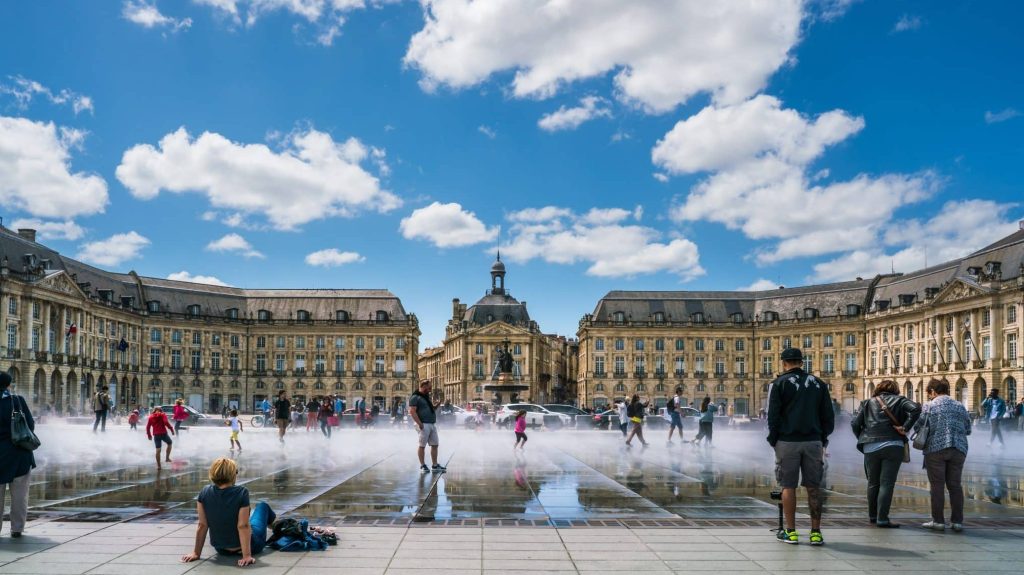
[421,255,578,406]
[864,225,1024,412]
[578,225,1024,415]
[0,226,419,414]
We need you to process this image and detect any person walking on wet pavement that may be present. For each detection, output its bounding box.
[616,399,629,437]
[318,397,334,438]
[667,387,685,445]
[851,379,921,528]
[274,390,290,443]
[624,394,649,448]
[228,409,243,451]
[1015,399,1024,431]
[981,388,1006,447]
[92,385,110,432]
[146,406,175,469]
[915,378,971,532]
[172,398,189,435]
[306,397,320,431]
[691,396,717,447]
[767,347,835,546]
[410,379,445,474]
[513,410,528,449]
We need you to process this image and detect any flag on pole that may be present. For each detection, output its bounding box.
[118,338,129,352]
[65,322,77,340]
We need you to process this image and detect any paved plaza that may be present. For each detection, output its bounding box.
[2,421,1024,573]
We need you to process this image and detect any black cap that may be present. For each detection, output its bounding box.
[780,348,803,361]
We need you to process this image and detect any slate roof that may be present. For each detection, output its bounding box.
[0,226,409,321]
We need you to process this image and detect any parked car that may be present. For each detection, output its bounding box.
[494,403,572,429]
[542,404,588,427]
[157,404,210,425]
[591,409,620,430]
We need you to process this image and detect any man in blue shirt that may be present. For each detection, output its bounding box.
[409,380,445,474]
[981,388,1006,447]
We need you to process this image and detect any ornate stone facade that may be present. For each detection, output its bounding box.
[579,225,1024,415]
[0,227,419,414]
[418,256,578,406]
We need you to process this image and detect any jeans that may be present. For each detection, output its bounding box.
[619,421,628,436]
[863,445,904,523]
[93,409,107,431]
[990,419,1004,445]
[249,501,276,555]
[174,420,183,435]
[924,447,966,524]
[320,418,331,438]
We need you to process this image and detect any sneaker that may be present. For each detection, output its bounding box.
[808,530,824,546]
[776,528,798,544]
[921,521,947,531]
[951,523,963,532]
[419,464,430,474]
[431,464,447,473]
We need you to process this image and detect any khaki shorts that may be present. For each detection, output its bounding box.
[418,423,439,447]
[774,440,824,488]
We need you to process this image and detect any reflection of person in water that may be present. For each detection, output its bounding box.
[625,456,646,494]
[984,463,1008,504]
[513,452,528,490]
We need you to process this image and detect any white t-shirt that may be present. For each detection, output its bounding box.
[674,395,684,413]
[229,416,240,432]
[616,403,628,421]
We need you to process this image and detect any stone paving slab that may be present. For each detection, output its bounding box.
[2,522,1024,574]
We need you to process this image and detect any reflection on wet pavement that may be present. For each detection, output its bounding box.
[23,422,1024,524]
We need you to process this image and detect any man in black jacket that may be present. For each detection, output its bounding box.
[767,348,835,546]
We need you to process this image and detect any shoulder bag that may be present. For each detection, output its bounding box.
[10,394,41,451]
[910,410,929,451]
[875,397,910,463]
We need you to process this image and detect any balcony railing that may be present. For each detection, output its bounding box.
[170,366,184,374]
[148,366,163,373]
[693,371,708,379]
[842,370,858,378]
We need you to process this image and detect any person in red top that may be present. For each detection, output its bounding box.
[147,406,176,469]
[173,398,189,435]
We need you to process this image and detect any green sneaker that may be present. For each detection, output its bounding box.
[808,530,824,546]
[777,528,798,544]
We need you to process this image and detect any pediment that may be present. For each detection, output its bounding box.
[931,278,992,306]
[471,322,529,337]
[34,271,89,299]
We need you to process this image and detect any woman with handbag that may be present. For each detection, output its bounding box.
[851,380,920,528]
[913,378,971,532]
[1,372,36,538]
[624,395,649,447]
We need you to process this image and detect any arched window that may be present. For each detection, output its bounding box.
[614,311,625,324]
[654,383,666,392]
[314,382,325,390]
[735,383,746,393]
[188,304,201,317]
[696,383,706,392]
[354,382,365,390]
[258,310,272,322]
[296,309,311,322]
[595,383,606,392]
[373,382,385,391]
[635,383,646,392]
[226,308,239,320]
[844,383,855,392]
[336,310,349,322]
[715,383,726,393]
[375,310,389,322]
[614,383,626,392]
[275,381,284,390]
[653,312,665,323]
[255,381,266,389]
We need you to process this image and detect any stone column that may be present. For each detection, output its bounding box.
[42,302,51,352]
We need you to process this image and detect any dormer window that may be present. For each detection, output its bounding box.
[732,312,744,324]
[147,300,160,313]
[257,310,272,322]
[226,308,239,320]
[335,310,349,322]
[120,296,135,309]
[763,311,779,322]
[375,310,389,322]
[653,312,665,323]
[613,311,625,324]
[804,308,818,319]
[98,289,114,302]
[188,304,201,317]
[875,299,891,311]
[846,304,861,316]
[296,309,311,322]
[691,312,704,324]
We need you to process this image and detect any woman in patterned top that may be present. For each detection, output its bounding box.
[914,378,971,532]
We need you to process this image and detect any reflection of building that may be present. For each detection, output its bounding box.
[0,226,419,414]
[418,255,577,405]
[578,225,1024,414]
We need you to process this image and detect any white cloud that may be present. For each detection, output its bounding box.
[305,248,365,267]
[811,200,1021,282]
[205,233,264,258]
[167,271,230,286]
[116,126,400,230]
[0,75,94,115]
[9,218,85,241]
[892,14,921,33]
[405,0,804,113]
[400,202,499,248]
[477,125,496,139]
[500,207,704,280]
[538,96,612,132]
[122,1,192,32]
[654,95,939,264]
[75,231,150,267]
[0,116,108,219]
[738,278,780,291]
[985,108,1020,124]
[191,0,394,46]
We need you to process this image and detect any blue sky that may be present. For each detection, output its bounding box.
[0,0,1021,346]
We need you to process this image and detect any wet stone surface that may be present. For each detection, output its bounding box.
[14,420,1024,525]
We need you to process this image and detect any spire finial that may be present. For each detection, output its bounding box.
[496,249,501,262]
